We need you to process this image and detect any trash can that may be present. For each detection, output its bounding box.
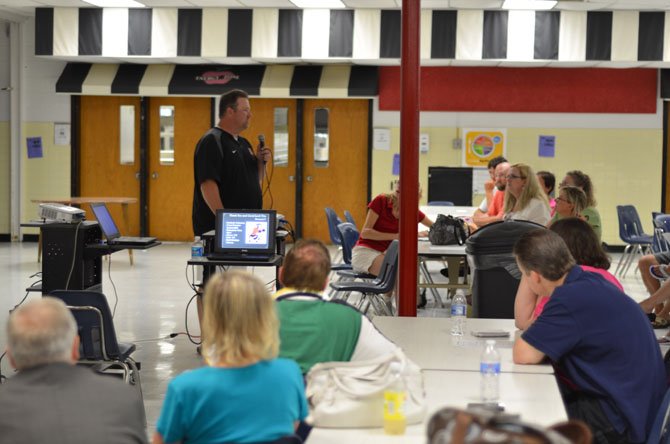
[465,220,546,319]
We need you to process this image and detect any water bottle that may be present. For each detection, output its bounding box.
[450,291,467,336]
[480,340,501,402]
[383,362,406,435]
[191,236,204,259]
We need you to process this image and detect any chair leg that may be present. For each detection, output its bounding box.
[623,244,644,278]
[615,244,633,276]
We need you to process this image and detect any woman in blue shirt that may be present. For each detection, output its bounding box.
[154,271,308,444]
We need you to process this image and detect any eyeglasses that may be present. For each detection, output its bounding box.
[506,174,523,180]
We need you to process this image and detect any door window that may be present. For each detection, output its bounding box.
[159,105,175,165]
[119,105,135,165]
[314,108,329,168]
[274,107,289,167]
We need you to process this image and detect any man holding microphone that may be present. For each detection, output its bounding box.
[191,89,271,347]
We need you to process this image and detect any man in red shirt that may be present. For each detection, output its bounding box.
[473,161,509,228]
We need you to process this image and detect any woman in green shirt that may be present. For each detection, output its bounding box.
[557,170,602,240]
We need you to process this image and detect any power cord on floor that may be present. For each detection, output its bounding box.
[132,332,200,343]
[185,293,202,346]
[64,221,83,290]
[107,252,119,318]
[0,351,6,384]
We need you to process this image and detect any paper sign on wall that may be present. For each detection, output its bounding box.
[462,128,506,167]
[374,128,391,150]
[54,123,71,146]
[27,137,43,159]
[538,135,555,157]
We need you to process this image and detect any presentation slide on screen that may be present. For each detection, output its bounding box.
[220,213,269,249]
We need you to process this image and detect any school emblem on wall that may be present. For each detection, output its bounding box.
[462,128,506,167]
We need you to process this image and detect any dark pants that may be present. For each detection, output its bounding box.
[564,393,629,444]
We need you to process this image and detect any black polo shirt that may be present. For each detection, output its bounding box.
[192,127,262,236]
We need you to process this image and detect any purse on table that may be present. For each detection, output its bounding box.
[305,349,426,428]
[427,407,592,444]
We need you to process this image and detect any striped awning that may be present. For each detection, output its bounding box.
[55,63,378,98]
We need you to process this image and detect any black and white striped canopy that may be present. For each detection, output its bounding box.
[55,63,378,97]
[35,7,670,66]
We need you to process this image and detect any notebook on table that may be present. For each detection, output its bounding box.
[208,209,276,261]
[90,202,157,246]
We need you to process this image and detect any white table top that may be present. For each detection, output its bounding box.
[306,370,567,443]
[417,240,467,257]
[373,317,553,374]
[418,206,477,232]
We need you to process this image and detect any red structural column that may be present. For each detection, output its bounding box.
[397,0,420,317]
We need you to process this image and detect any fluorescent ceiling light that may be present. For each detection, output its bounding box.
[82,0,146,7]
[502,0,557,10]
[290,0,346,8]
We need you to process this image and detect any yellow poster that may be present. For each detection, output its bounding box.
[462,129,506,167]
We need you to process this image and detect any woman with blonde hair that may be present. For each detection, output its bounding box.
[503,163,551,226]
[352,181,433,276]
[154,271,307,444]
[558,170,602,240]
[550,185,587,223]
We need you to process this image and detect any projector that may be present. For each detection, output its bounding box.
[38,203,86,223]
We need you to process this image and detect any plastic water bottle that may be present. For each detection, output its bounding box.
[450,291,467,336]
[191,236,204,259]
[480,340,501,402]
[383,362,406,435]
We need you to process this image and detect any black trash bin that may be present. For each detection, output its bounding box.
[465,220,545,319]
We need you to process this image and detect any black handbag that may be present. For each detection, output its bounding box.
[428,214,469,246]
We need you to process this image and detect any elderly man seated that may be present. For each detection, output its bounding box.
[512,229,665,444]
[275,239,398,374]
[0,297,147,444]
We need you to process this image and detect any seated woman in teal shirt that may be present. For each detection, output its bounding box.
[154,271,308,444]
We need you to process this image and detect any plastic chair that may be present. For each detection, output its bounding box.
[329,240,399,316]
[614,205,653,277]
[330,223,357,275]
[337,222,359,266]
[324,207,344,263]
[344,210,357,228]
[428,201,454,206]
[328,223,363,299]
[652,214,670,254]
[646,386,670,444]
[49,290,144,421]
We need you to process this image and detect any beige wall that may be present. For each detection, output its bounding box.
[371,126,663,246]
[21,122,71,235]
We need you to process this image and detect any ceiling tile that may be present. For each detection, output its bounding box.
[555,1,613,10]
[31,0,92,6]
[449,0,503,8]
[238,0,296,7]
[343,0,397,8]
[140,0,200,6]
[187,0,244,6]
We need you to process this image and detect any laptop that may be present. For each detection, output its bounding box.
[90,202,157,246]
[209,209,276,261]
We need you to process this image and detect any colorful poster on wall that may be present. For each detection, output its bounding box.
[461,129,506,167]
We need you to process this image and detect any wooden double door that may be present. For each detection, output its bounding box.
[79,96,369,242]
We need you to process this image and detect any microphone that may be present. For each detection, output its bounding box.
[258,134,267,164]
